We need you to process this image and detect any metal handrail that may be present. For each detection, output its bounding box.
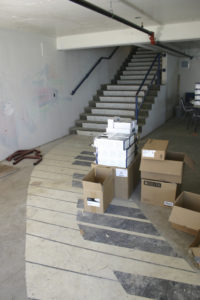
[135,53,161,122]
[71,46,119,95]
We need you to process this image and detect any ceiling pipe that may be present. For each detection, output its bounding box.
[69,0,193,59]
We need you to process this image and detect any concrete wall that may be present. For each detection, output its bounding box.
[165,54,179,119]
[0,29,131,160]
[179,48,200,98]
[141,85,167,138]
[141,53,179,138]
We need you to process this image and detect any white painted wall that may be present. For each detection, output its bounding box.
[57,21,200,50]
[179,48,200,98]
[0,29,131,160]
[141,53,179,138]
[141,85,167,138]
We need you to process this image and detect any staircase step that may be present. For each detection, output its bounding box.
[120,75,154,80]
[103,90,145,96]
[80,113,133,122]
[131,54,158,59]
[117,80,151,85]
[125,66,157,72]
[99,96,143,103]
[106,84,148,91]
[77,120,107,130]
[91,108,135,116]
[71,127,104,137]
[148,90,158,96]
[95,102,136,109]
[130,58,156,63]
[136,50,159,54]
[123,70,156,75]
[127,62,157,70]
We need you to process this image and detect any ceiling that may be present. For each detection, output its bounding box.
[1,0,200,37]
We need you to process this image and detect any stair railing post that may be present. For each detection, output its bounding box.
[157,54,161,86]
[135,95,138,123]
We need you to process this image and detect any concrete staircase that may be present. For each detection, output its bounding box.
[70,47,161,136]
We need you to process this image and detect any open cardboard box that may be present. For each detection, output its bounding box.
[82,166,114,214]
[140,151,194,184]
[169,191,200,235]
[92,154,141,200]
[142,139,168,160]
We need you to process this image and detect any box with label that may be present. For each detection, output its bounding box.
[169,191,200,235]
[140,151,193,184]
[92,154,140,200]
[82,166,114,214]
[107,119,136,132]
[96,142,135,162]
[115,154,140,200]
[141,179,179,207]
[96,151,134,168]
[142,139,169,160]
[94,133,130,150]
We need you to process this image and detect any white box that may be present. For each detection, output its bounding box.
[195,95,200,100]
[97,142,135,161]
[94,133,130,150]
[107,119,114,128]
[106,127,134,135]
[195,88,200,94]
[107,119,137,133]
[195,83,200,89]
[96,152,135,168]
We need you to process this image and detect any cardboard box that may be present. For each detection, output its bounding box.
[96,142,135,162]
[82,166,114,214]
[92,154,141,200]
[96,151,134,168]
[94,133,130,150]
[169,191,200,235]
[141,179,178,207]
[106,127,134,135]
[142,139,168,160]
[115,154,140,200]
[140,151,193,184]
[107,119,136,131]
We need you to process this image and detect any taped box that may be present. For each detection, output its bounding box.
[141,179,180,207]
[94,133,131,151]
[82,166,114,214]
[92,154,141,200]
[169,191,200,235]
[96,151,135,168]
[115,154,140,200]
[142,139,168,160]
[96,141,135,160]
[140,151,194,184]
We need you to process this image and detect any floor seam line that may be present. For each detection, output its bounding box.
[26,233,196,274]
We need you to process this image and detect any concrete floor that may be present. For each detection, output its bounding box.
[1,117,200,300]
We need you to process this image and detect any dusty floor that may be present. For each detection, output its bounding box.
[0,117,200,300]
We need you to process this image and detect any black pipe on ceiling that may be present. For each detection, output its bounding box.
[155,42,192,59]
[69,0,193,59]
[69,0,153,36]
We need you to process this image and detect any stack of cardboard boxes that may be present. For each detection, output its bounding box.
[140,139,190,207]
[82,119,141,214]
[139,139,200,255]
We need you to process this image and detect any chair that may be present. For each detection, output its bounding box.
[192,109,200,132]
[180,97,194,128]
